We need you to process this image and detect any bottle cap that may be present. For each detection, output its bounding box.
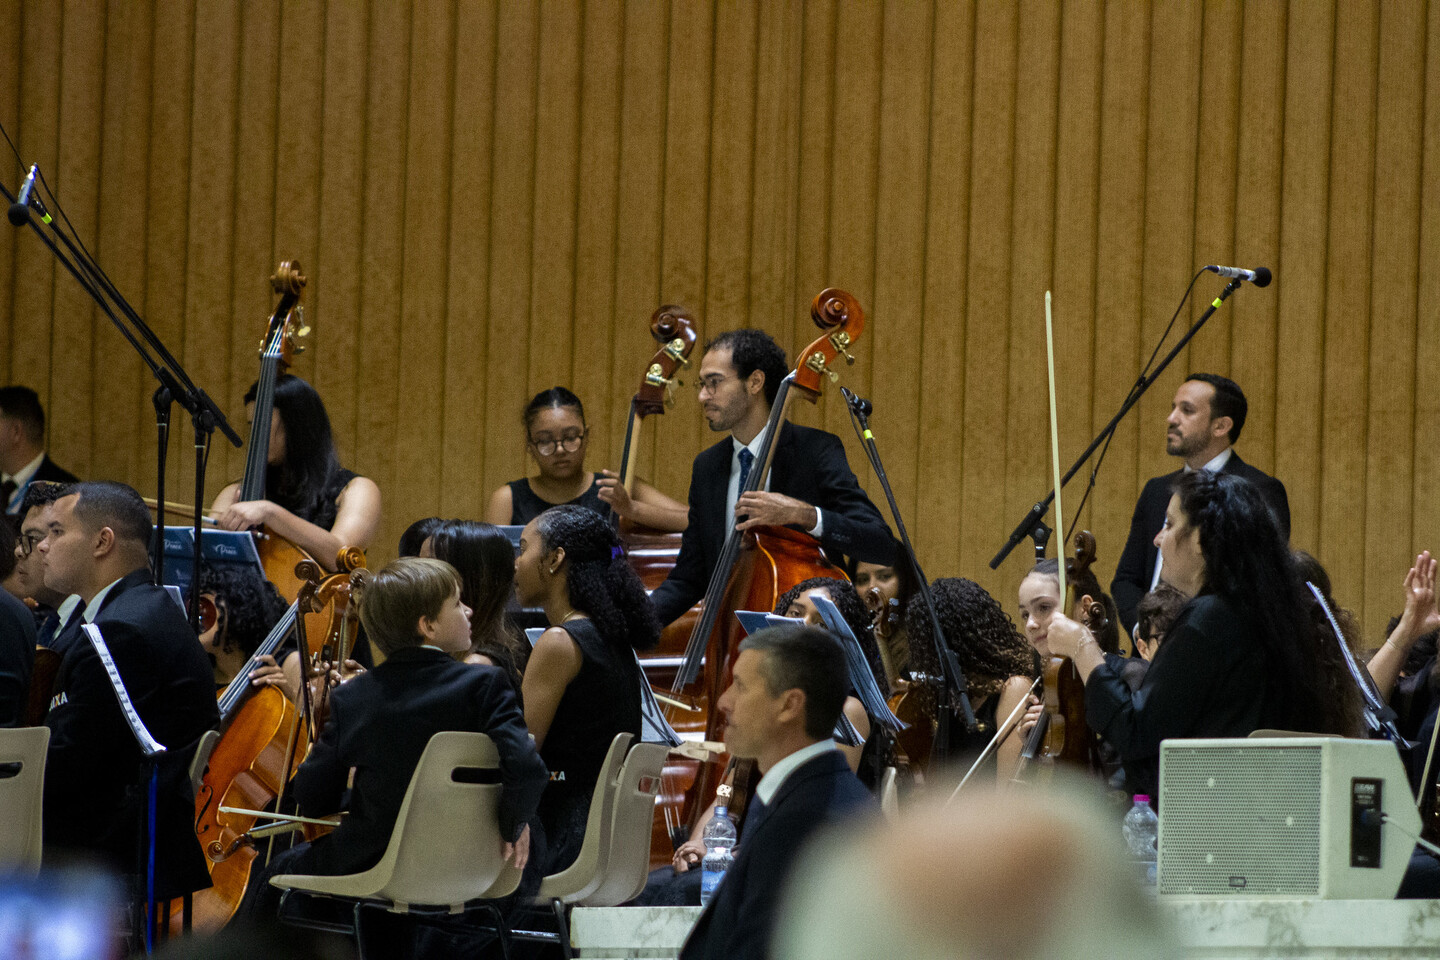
[715,805,728,817]
[1133,794,1151,804]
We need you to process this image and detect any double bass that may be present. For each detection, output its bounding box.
[655,289,868,850]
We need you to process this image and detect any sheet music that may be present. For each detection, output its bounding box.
[81,624,166,758]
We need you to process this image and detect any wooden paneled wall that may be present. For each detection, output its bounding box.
[3,0,1436,644]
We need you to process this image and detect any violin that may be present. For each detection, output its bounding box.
[662,289,865,845]
[1012,531,1107,782]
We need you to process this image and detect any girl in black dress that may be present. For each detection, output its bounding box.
[513,504,661,873]
[485,386,687,530]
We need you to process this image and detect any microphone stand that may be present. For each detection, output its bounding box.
[990,276,1245,569]
[842,388,977,769]
[3,172,242,631]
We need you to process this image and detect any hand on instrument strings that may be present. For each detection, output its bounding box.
[595,470,635,517]
[503,823,531,870]
[672,838,705,873]
[250,653,299,702]
[1395,551,1440,647]
[1019,694,1042,737]
[734,491,818,532]
[213,498,274,532]
[325,659,366,687]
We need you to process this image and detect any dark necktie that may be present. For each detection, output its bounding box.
[737,447,754,494]
[0,478,15,514]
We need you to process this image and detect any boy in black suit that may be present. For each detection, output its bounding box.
[0,385,78,517]
[243,557,548,938]
[680,625,873,960]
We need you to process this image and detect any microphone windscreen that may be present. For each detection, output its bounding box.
[7,202,29,227]
[1252,266,1272,288]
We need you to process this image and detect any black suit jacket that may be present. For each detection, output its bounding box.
[1110,452,1290,633]
[0,590,35,726]
[291,646,549,876]
[679,748,873,960]
[4,456,80,517]
[44,568,219,897]
[651,422,894,626]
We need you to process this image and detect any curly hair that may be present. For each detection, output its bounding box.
[704,330,790,407]
[536,504,660,651]
[198,563,288,658]
[1172,470,1343,735]
[1027,558,1122,654]
[905,578,1037,706]
[1290,549,1365,737]
[774,576,887,696]
[430,519,528,683]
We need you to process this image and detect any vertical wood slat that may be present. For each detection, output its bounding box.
[1,0,1436,645]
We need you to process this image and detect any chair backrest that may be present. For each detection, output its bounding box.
[188,729,221,795]
[367,731,509,908]
[535,732,633,903]
[583,740,669,907]
[0,726,50,875]
[879,766,899,823]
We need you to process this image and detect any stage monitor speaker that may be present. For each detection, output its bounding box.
[1158,736,1419,899]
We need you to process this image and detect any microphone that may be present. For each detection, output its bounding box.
[840,386,872,418]
[1204,264,1272,287]
[8,165,37,227]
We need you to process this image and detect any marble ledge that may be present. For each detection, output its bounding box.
[1161,898,1440,957]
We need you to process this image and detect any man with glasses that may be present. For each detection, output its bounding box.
[650,329,893,627]
[7,481,79,649]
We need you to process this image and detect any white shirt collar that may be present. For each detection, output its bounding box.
[82,577,126,624]
[754,739,838,806]
[4,450,45,487]
[56,594,82,623]
[1184,446,1233,474]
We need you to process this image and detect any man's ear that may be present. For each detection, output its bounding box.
[746,368,766,398]
[92,525,116,559]
[777,687,807,726]
[1209,415,1233,442]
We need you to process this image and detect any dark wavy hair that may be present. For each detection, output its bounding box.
[243,374,343,524]
[705,329,789,407]
[523,386,586,432]
[1028,557,1122,655]
[535,504,660,651]
[1171,470,1336,734]
[430,519,528,683]
[18,480,71,518]
[398,516,444,558]
[198,563,288,658]
[1290,549,1365,736]
[905,578,1037,706]
[775,576,886,696]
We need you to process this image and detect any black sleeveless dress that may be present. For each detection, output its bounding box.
[507,476,611,525]
[537,618,641,873]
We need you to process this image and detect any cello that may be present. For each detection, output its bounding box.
[234,261,313,601]
[656,289,867,850]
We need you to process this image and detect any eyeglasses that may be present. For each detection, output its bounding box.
[15,533,42,558]
[695,374,736,396]
[529,431,586,457]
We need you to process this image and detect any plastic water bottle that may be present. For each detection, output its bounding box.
[1122,793,1159,886]
[699,806,738,907]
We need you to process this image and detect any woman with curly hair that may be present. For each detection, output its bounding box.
[1047,470,1344,800]
[905,578,1038,783]
[195,563,289,690]
[514,504,660,873]
[426,519,528,692]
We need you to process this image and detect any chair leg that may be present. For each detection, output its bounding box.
[353,899,368,960]
[550,898,573,960]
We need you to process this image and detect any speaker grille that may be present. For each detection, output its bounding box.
[1159,744,1321,895]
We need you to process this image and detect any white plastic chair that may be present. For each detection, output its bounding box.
[0,725,49,875]
[269,731,511,958]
